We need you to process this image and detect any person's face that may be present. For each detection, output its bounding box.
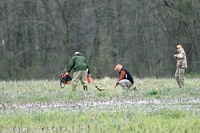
[117,67,122,72]
[176,48,181,52]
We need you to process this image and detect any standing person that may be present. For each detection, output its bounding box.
[66,52,91,91]
[174,44,187,88]
[113,64,136,90]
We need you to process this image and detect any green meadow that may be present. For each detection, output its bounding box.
[0,77,200,132]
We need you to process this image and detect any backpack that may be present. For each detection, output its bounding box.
[60,73,72,88]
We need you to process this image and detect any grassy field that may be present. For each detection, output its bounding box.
[0,77,200,132]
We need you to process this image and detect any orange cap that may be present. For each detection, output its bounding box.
[176,45,182,49]
[114,64,122,70]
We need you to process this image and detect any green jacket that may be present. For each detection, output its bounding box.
[67,53,90,74]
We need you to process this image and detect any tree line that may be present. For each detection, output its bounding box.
[0,0,200,80]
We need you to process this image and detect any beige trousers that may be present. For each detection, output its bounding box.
[72,70,87,90]
[119,79,133,90]
[175,67,185,88]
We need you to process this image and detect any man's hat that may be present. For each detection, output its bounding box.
[75,52,80,55]
[114,64,122,70]
[176,45,183,49]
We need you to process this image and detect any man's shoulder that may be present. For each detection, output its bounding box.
[180,50,186,56]
[121,69,127,74]
[122,68,129,72]
[181,50,186,54]
[73,55,87,62]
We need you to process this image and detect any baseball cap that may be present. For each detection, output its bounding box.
[75,52,80,55]
[114,64,122,70]
[176,45,182,49]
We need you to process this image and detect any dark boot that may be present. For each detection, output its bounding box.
[83,86,88,91]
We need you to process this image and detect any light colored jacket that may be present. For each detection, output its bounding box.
[176,49,187,68]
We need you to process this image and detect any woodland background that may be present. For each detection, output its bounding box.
[0,0,200,80]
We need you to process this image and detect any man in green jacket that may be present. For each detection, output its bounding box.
[66,52,91,91]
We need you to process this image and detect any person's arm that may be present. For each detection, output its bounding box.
[113,70,126,88]
[116,70,126,85]
[85,58,90,75]
[177,51,185,59]
[66,57,75,73]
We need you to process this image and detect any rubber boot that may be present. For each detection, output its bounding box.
[83,86,88,91]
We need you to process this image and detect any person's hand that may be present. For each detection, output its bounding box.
[113,83,117,88]
[174,54,177,58]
